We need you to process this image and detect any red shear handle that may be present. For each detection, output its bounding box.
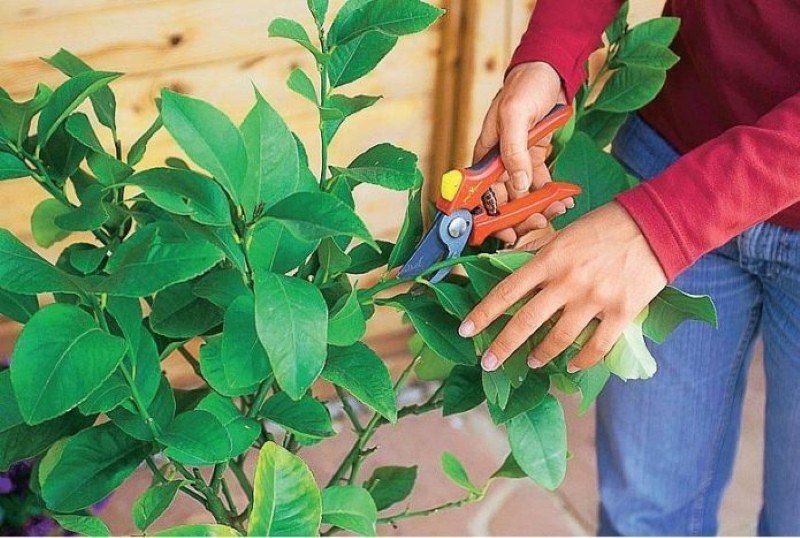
[436,103,573,214]
[469,182,582,246]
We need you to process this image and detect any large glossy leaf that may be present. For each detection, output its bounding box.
[614,41,679,69]
[265,191,378,249]
[248,442,322,536]
[604,0,629,43]
[254,272,327,400]
[364,466,417,511]
[10,303,126,424]
[247,218,319,275]
[40,422,150,512]
[33,198,72,248]
[388,186,424,269]
[0,228,82,294]
[160,89,247,204]
[43,48,118,131]
[331,0,444,44]
[108,376,175,441]
[323,342,397,423]
[328,31,398,88]
[101,222,224,297]
[331,143,418,190]
[37,71,121,147]
[64,112,105,153]
[0,83,52,145]
[0,288,38,323]
[149,281,224,338]
[127,168,231,226]
[575,363,611,415]
[196,393,260,458]
[507,395,567,490]
[486,373,549,425]
[52,515,111,537]
[200,294,272,396]
[160,410,232,466]
[483,369,511,409]
[0,152,31,180]
[623,17,680,49]
[132,480,183,532]
[192,268,250,308]
[605,309,657,380]
[327,288,366,346]
[239,90,314,216]
[259,392,335,439]
[379,294,475,365]
[442,365,485,416]
[322,486,377,536]
[644,286,717,343]
[575,109,628,148]
[551,132,629,228]
[347,240,393,274]
[592,66,666,114]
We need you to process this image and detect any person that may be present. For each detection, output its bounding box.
[457,1,800,535]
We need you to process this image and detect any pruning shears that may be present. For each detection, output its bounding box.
[398,104,581,283]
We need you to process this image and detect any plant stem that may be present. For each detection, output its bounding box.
[335,385,363,434]
[230,456,254,503]
[177,345,202,378]
[145,457,167,483]
[220,477,239,515]
[317,27,330,187]
[247,380,271,418]
[362,254,484,300]
[377,494,482,525]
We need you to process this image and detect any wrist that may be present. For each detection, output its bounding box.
[507,61,564,102]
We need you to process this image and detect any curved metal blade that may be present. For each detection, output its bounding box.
[398,210,473,284]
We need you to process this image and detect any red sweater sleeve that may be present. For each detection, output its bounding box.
[617,92,800,281]
[508,0,621,100]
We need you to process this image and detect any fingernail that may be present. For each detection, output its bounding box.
[527,356,544,369]
[556,206,567,215]
[566,199,575,209]
[459,320,475,338]
[566,363,579,373]
[482,351,499,371]
[511,171,529,191]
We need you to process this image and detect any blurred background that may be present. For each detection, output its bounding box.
[0,0,765,534]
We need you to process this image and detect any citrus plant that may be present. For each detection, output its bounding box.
[0,1,715,535]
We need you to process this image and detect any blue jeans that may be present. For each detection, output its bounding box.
[596,114,800,536]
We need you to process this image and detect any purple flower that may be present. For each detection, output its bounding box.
[0,474,14,494]
[22,516,58,537]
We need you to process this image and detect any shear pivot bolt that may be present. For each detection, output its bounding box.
[448,217,469,238]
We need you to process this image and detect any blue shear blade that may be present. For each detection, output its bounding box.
[397,213,448,280]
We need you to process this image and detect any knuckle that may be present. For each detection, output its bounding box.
[588,335,616,356]
[547,326,575,349]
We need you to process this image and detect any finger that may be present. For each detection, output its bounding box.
[481,287,564,371]
[498,99,534,194]
[512,213,549,237]
[528,308,598,368]
[460,261,547,337]
[567,316,628,373]
[473,94,501,163]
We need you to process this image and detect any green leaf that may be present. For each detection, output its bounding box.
[265,191,377,249]
[196,393,260,458]
[551,132,629,228]
[160,89,247,205]
[127,110,163,166]
[364,466,417,511]
[132,481,183,532]
[414,345,454,380]
[200,294,272,397]
[592,66,666,113]
[319,237,352,276]
[127,168,232,226]
[192,268,250,308]
[37,71,121,147]
[307,0,329,27]
[287,68,318,103]
[331,143,418,190]
[380,294,475,364]
[623,17,680,49]
[507,395,567,490]
[239,89,314,216]
[248,442,322,536]
[0,83,52,145]
[428,281,475,319]
[160,410,232,466]
[155,525,241,537]
[254,272,328,400]
[574,362,611,415]
[108,376,175,441]
[605,309,657,380]
[332,0,444,45]
[463,259,507,297]
[0,151,31,180]
[328,31,398,88]
[55,184,110,232]
[68,243,108,274]
[10,303,126,424]
[260,392,335,439]
[575,109,628,148]
[43,49,118,131]
[268,18,324,61]
[40,422,150,512]
[491,453,527,480]
[443,365,485,416]
[86,151,133,185]
[323,342,397,423]
[248,219,319,275]
[327,288,366,346]
[644,286,717,343]
[31,198,71,248]
[322,486,377,536]
[150,281,224,338]
[65,112,105,153]
[52,514,111,537]
[485,251,534,272]
[483,369,511,409]
[323,94,380,143]
[101,221,224,297]
[348,240,393,273]
[486,373,549,425]
[0,288,38,323]
[388,186,424,269]
[614,41,679,69]
[605,0,629,43]
[441,451,480,494]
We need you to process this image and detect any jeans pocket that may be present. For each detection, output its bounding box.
[611,114,681,182]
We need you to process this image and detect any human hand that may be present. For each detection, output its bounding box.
[458,202,668,373]
[473,61,573,244]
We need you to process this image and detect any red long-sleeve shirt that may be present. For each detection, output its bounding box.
[510,0,800,281]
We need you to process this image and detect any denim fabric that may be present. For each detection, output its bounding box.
[596,114,800,536]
